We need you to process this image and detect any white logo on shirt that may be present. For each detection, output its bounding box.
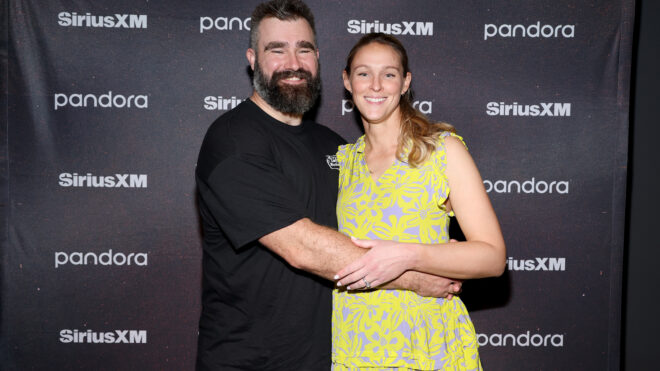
[326,155,339,170]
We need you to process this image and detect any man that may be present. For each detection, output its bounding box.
[195,1,460,369]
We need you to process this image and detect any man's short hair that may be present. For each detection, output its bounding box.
[249,0,317,51]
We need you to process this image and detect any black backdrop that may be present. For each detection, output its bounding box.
[623,0,660,369]
[1,1,638,370]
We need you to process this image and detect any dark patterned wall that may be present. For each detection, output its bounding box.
[1,1,633,369]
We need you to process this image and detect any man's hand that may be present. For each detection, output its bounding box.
[413,238,463,299]
[409,272,463,299]
[260,218,465,297]
[335,238,464,299]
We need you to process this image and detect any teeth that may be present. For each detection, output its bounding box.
[285,77,301,81]
[365,97,386,103]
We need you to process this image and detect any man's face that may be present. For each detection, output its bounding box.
[249,17,321,115]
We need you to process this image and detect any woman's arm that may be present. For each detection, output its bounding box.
[335,135,506,289]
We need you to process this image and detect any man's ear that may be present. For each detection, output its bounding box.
[246,48,256,70]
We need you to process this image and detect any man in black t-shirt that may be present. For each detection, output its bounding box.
[195,1,461,370]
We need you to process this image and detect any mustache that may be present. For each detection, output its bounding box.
[272,69,313,82]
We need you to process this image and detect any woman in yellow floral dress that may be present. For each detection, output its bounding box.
[332,33,506,370]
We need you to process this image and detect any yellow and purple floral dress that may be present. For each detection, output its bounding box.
[332,132,482,371]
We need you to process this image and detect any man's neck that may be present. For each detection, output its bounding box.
[249,92,303,126]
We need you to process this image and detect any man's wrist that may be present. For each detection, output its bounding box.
[382,270,418,292]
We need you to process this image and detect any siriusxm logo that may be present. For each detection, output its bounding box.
[487,102,571,117]
[347,19,433,36]
[203,96,244,111]
[484,22,575,40]
[54,91,148,110]
[483,178,569,194]
[507,257,566,271]
[59,173,148,188]
[55,249,148,268]
[200,16,250,33]
[60,329,147,344]
[341,99,432,116]
[478,331,564,347]
[58,12,147,28]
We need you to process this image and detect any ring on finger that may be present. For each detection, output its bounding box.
[362,278,371,289]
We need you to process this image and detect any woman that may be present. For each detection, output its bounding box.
[332,33,506,370]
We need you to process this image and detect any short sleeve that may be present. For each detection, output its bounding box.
[433,131,468,215]
[335,143,353,190]
[196,122,307,249]
[441,131,467,151]
[336,144,348,168]
[197,146,307,251]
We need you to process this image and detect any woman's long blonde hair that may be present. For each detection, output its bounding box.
[344,33,454,167]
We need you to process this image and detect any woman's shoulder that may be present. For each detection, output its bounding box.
[337,135,366,159]
[431,131,468,169]
[438,131,466,148]
[435,130,468,157]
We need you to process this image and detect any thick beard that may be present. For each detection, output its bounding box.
[253,60,321,115]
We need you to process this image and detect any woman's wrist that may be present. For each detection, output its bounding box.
[403,242,423,272]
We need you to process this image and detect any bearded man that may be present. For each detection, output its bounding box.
[195,1,461,370]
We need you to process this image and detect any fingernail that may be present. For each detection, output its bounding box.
[333,275,339,280]
[336,281,342,287]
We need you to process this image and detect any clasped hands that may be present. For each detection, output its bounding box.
[334,237,463,299]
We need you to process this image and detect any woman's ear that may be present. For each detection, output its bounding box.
[342,70,352,93]
[402,71,412,95]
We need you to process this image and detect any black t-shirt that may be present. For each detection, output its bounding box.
[195,99,345,371]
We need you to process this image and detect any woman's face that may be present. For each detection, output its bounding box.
[343,42,411,126]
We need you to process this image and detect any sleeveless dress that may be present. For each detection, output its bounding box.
[332,132,482,371]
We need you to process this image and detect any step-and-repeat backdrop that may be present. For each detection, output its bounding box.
[1,1,633,369]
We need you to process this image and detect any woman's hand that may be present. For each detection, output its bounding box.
[334,237,416,290]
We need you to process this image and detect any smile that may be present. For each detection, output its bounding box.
[365,97,386,103]
[279,76,306,85]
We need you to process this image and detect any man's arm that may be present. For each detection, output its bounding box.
[259,218,461,297]
[197,132,460,297]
